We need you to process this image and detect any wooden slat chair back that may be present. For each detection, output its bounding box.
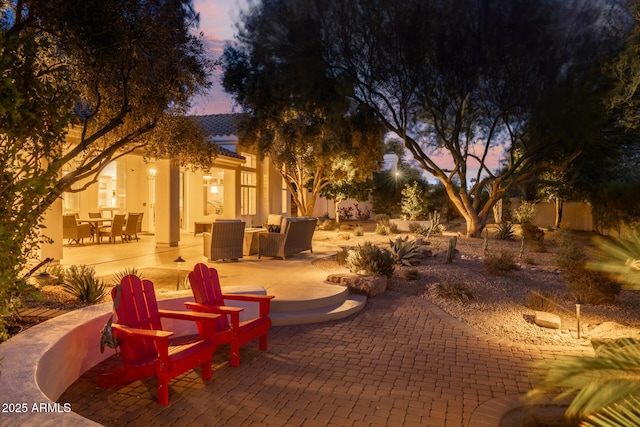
[98,275,219,405]
[186,263,275,367]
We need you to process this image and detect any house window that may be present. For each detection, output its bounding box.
[205,170,225,215]
[281,177,288,214]
[240,152,257,216]
[241,171,256,215]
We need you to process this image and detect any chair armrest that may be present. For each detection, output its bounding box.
[221,294,275,302]
[221,294,274,317]
[184,302,242,329]
[111,323,173,340]
[184,302,243,314]
[158,309,220,322]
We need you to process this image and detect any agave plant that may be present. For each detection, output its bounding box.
[587,230,640,289]
[62,265,109,304]
[112,267,144,285]
[528,338,640,426]
[389,236,421,266]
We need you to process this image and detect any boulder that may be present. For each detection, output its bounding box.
[534,311,561,329]
[348,276,387,297]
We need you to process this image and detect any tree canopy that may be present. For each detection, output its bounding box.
[222,0,385,216]
[0,0,216,338]
[318,0,625,236]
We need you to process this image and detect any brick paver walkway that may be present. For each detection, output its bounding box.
[59,293,590,426]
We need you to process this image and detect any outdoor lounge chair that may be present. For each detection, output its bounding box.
[98,275,219,405]
[258,217,317,260]
[62,214,93,245]
[99,214,126,243]
[202,220,245,261]
[186,263,274,367]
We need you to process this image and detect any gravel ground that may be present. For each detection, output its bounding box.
[313,225,640,348]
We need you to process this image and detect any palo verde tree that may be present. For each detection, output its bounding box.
[0,0,215,338]
[319,0,622,236]
[222,0,385,217]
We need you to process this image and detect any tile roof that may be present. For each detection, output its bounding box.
[193,113,246,137]
[192,113,246,161]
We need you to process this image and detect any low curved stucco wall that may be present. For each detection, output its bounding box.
[0,287,265,427]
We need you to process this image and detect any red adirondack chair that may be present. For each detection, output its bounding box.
[186,263,275,367]
[98,275,219,405]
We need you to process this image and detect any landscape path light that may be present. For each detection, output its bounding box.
[575,299,583,339]
[174,256,186,290]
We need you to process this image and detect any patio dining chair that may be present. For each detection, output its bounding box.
[62,214,93,245]
[99,214,126,243]
[123,213,140,242]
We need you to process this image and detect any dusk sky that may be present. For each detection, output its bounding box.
[190,0,248,115]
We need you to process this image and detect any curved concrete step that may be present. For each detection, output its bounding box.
[271,294,367,326]
[270,282,350,313]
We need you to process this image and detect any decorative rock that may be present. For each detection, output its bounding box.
[348,275,387,297]
[534,311,562,329]
[337,232,351,240]
[419,248,433,258]
[326,273,356,285]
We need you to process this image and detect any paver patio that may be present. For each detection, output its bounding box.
[58,292,591,426]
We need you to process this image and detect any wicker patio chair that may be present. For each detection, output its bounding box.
[99,214,126,244]
[62,214,93,245]
[123,213,140,242]
[203,220,246,261]
[258,217,317,260]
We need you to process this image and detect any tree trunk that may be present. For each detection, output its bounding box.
[554,197,564,228]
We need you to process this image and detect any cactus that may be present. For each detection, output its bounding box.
[483,229,489,256]
[426,210,442,240]
[446,236,457,263]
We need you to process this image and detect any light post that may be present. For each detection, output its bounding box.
[174,256,185,290]
[575,299,583,339]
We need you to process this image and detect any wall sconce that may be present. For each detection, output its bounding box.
[147,168,156,179]
[210,185,219,194]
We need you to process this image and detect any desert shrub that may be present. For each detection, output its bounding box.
[389,236,421,266]
[374,214,391,228]
[401,181,429,220]
[430,280,474,302]
[513,200,537,225]
[62,265,109,304]
[376,224,389,235]
[522,223,546,252]
[494,221,516,240]
[389,223,399,234]
[484,252,519,275]
[346,242,395,278]
[526,289,560,312]
[565,267,621,305]
[336,248,350,265]
[553,226,586,270]
[398,268,420,281]
[354,225,364,236]
[318,219,337,231]
[408,222,428,235]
